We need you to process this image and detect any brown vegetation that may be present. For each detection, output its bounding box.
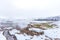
[17,26,44,36]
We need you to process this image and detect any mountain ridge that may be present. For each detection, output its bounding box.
[34,15,60,21]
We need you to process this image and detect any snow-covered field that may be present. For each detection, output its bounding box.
[0,21,60,40]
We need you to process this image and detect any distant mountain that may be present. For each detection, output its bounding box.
[47,16,60,21]
[34,16,60,21]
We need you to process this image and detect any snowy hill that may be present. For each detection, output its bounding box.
[34,16,60,21]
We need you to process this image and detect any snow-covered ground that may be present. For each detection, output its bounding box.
[0,31,6,40]
[0,21,60,40]
[44,28,60,38]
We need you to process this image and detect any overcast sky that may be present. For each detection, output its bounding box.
[0,0,60,19]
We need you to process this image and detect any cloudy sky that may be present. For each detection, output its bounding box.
[0,0,60,19]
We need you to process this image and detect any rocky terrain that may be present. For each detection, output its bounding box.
[0,20,60,40]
